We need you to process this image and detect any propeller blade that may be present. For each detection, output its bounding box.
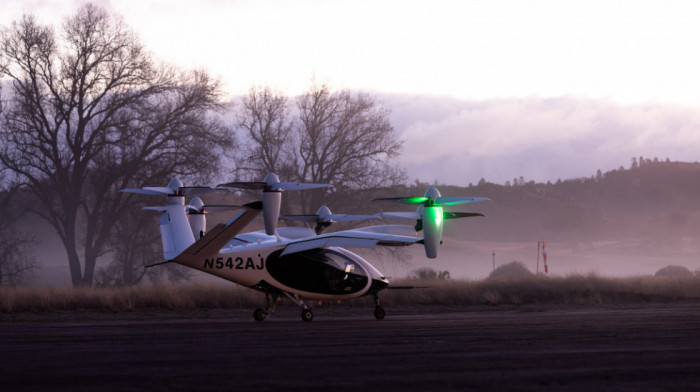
[185,205,202,213]
[180,186,226,195]
[216,181,266,190]
[329,214,378,222]
[142,205,184,212]
[201,205,245,213]
[436,196,491,205]
[443,212,484,219]
[279,214,320,224]
[273,182,331,191]
[121,187,174,195]
[142,206,169,212]
[378,211,422,220]
[373,196,430,205]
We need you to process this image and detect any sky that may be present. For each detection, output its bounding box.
[2,0,700,185]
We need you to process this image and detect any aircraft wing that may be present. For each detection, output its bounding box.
[280,229,421,256]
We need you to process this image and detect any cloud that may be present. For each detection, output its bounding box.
[385,95,700,185]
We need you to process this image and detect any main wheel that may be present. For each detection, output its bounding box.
[254,308,267,321]
[374,305,386,320]
[301,308,314,322]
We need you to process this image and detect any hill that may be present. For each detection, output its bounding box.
[364,160,700,279]
[14,160,700,285]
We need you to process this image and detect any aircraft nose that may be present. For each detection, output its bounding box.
[368,278,389,294]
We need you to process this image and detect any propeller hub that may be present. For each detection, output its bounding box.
[168,178,184,193]
[424,186,441,204]
[317,205,333,222]
[264,173,281,191]
[188,196,205,213]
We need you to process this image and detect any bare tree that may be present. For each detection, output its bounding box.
[95,200,193,287]
[0,5,232,287]
[235,81,405,213]
[294,82,404,209]
[0,185,39,286]
[235,85,294,180]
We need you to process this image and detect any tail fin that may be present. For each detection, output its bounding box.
[145,201,263,261]
[143,205,196,260]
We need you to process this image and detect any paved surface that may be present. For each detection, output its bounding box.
[2,304,700,391]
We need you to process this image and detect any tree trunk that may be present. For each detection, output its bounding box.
[64,236,85,287]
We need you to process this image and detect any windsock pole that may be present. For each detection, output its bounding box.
[543,241,549,274]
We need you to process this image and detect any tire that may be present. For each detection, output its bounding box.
[374,306,386,320]
[301,309,314,322]
[254,308,267,321]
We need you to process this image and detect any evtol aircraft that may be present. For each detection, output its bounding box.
[122,173,489,321]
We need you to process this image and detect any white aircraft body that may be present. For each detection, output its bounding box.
[123,173,488,321]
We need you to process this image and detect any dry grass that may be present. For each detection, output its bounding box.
[0,284,262,313]
[2,273,700,313]
[383,273,700,306]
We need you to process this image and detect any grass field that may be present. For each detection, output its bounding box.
[2,273,700,313]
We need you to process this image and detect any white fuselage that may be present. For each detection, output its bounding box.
[173,234,389,301]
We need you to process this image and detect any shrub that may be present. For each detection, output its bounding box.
[655,265,693,277]
[408,268,450,280]
[489,261,533,279]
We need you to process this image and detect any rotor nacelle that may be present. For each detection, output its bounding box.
[186,197,206,239]
[280,205,378,234]
[218,173,331,236]
[374,186,489,259]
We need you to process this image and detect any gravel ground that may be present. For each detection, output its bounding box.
[2,304,700,391]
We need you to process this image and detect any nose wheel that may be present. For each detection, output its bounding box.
[374,306,385,320]
[373,293,386,320]
[254,308,268,321]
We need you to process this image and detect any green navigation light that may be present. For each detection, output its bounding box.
[425,205,443,226]
[401,196,430,204]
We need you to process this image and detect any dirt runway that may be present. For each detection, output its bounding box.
[2,304,700,391]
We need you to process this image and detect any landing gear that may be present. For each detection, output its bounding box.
[253,293,279,321]
[285,292,313,322]
[373,293,386,320]
[301,308,314,322]
[253,308,267,321]
[374,306,386,320]
[252,292,313,322]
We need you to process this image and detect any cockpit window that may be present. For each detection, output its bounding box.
[266,249,369,295]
